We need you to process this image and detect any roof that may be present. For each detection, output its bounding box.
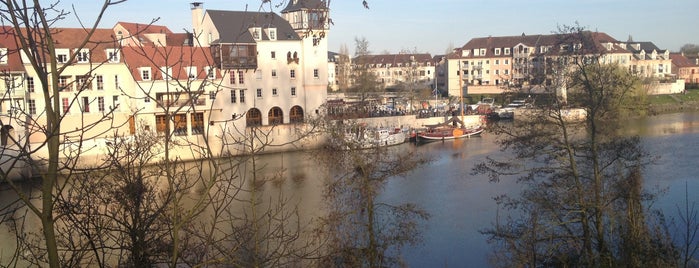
[670,53,698,68]
[354,53,434,66]
[121,46,218,81]
[0,26,27,72]
[281,0,328,13]
[116,22,173,35]
[458,31,623,58]
[206,10,300,44]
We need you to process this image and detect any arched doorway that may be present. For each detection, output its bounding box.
[290,106,304,123]
[246,108,262,127]
[1,125,14,146]
[268,107,283,125]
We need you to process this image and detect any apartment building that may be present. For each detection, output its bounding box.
[353,53,435,90]
[0,28,135,149]
[446,32,671,97]
[670,53,699,84]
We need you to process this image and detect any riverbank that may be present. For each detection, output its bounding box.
[648,90,699,115]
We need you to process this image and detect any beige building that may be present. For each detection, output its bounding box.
[354,53,435,90]
[670,53,699,84]
[446,32,672,97]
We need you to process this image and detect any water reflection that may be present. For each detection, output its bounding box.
[1,112,698,266]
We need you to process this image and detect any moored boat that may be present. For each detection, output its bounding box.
[416,116,484,143]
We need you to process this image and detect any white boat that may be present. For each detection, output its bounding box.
[343,126,407,149]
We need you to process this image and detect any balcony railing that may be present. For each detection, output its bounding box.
[156,98,206,108]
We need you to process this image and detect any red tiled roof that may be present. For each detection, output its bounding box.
[0,26,26,72]
[670,53,698,68]
[121,46,218,81]
[116,22,173,35]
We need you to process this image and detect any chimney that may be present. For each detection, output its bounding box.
[191,2,204,46]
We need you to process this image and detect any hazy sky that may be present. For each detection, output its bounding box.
[65,0,698,56]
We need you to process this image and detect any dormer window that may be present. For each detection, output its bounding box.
[205,66,216,79]
[494,48,501,55]
[251,27,262,40]
[480,48,486,56]
[160,66,171,80]
[186,66,197,80]
[139,67,151,81]
[0,48,7,64]
[504,48,510,55]
[76,49,90,63]
[266,28,277,40]
[106,49,120,63]
[56,49,69,63]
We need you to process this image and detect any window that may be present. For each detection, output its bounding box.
[271,51,276,59]
[0,48,7,64]
[56,49,69,63]
[81,97,90,113]
[480,48,486,55]
[494,48,501,55]
[112,95,119,111]
[76,49,89,63]
[269,29,277,40]
[272,88,278,96]
[155,115,168,135]
[495,60,499,65]
[256,88,262,98]
[62,98,69,114]
[96,75,103,90]
[239,89,245,103]
[28,99,36,115]
[271,69,277,78]
[186,66,197,79]
[504,69,509,75]
[229,71,236,84]
[76,75,91,90]
[252,27,261,40]
[206,67,216,79]
[230,89,236,103]
[290,69,296,78]
[114,75,119,89]
[173,114,187,136]
[191,113,204,135]
[238,70,244,84]
[291,86,296,96]
[313,69,319,78]
[504,48,510,55]
[140,68,151,80]
[504,59,509,65]
[98,96,104,112]
[495,70,499,75]
[106,49,120,63]
[26,77,34,92]
[58,76,70,91]
[255,70,262,79]
[160,66,172,80]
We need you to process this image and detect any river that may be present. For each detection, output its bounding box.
[265,111,699,267]
[1,112,698,267]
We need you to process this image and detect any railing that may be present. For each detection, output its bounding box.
[156,98,206,108]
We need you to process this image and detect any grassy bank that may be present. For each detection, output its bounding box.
[647,89,699,115]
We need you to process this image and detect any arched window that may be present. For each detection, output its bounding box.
[246,108,262,127]
[290,106,304,123]
[268,107,283,125]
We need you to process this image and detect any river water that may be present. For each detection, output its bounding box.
[2,112,698,267]
[262,111,699,267]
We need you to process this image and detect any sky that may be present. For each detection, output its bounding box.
[63,0,699,56]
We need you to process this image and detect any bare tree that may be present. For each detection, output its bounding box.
[475,24,677,267]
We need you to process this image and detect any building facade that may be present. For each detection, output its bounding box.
[353,53,435,90]
[445,32,673,97]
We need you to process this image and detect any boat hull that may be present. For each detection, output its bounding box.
[416,127,484,143]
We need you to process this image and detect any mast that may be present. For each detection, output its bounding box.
[459,58,464,120]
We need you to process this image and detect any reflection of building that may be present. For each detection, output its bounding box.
[670,53,699,84]
[445,32,675,97]
[353,53,435,90]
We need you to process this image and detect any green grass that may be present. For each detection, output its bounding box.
[648,89,699,105]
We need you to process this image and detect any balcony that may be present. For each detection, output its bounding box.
[211,44,257,70]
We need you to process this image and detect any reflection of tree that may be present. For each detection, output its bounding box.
[316,142,429,267]
[475,24,677,267]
